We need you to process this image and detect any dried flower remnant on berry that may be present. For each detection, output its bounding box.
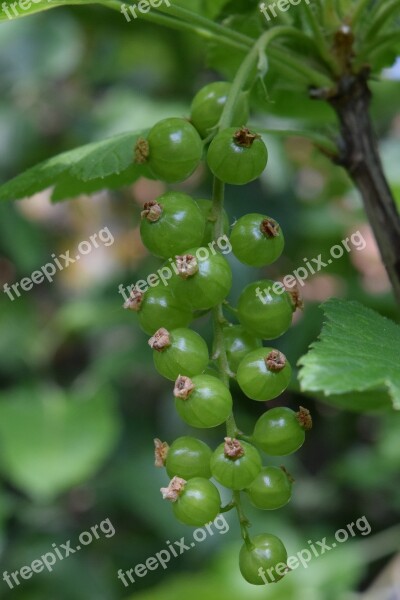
[154,438,169,467]
[224,437,245,460]
[123,288,144,311]
[265,350,287,372]
[260,218,280,238]
[134,137,150,164]
[160,476,186,502]
[174,375,195,399]
[176,254,199,279]
[141,200,163,222]
[296,406,313,430]
[148,328,171,352]
[233,127,261,148]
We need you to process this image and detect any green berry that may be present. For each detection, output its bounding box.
[195,199,230,245]
[239,533,288,585]
[222,325,262,372]
[237,348,292,402]
[207,127,268,185]
[144,118,203,183]
[140,192,206,259]
[149,327,209,381]
[166,437,212,479]
[246,466,292,510]
[231,214,284,267]
[210,438,261,490]
[238,280,293,339]
[124,286,192,335]
[161,476,221,526]
[190,81,249,138]
[170,250,232,310]
[174,374,232,428]
[253,407,311,456]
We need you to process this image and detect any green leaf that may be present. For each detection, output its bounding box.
[298,299,400,411]
[0,0,95,22]
[0,130,148,202]
[0,387,121,501]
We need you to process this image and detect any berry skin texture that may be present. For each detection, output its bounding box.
[174,375,233,428]
[223,325,262,372]
[150,328,209,381]
[145,118,203,183]
[252,407,307,456]
[238,280,294,340]
[246,466,292,510]
[166,436,212,479]
[170,249,232,311]
[210,439,262,490]
[140,192,206,259]
[239,533,288,585]
[171,477,221,526]
[207,127,268,186]
[236,348,292,402]
[129,287,192,335]
[190,81,249,138]
[230,214,285,267]
[195,199,230,245]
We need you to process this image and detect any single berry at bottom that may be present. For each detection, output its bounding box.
[239,533,288,585]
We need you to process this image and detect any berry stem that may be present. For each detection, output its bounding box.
[233,491,253,550]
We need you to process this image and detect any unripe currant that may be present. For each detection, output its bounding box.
[239,533,288,584]
[230,214,285,267]
[174,374,232,428]
[210,438,262,490]
[222,325,262,372]
[124,286,192,335]
[246,466,293,510]
[190,81,249,138]
[156,436,213,479]
[161,476,221,526]
[136,118,203,183]
[237,348,292,401]
[149,327,209,381]
[169,250,232,310]
[238,280,294,339]
[207,127,268,185]
[140,192,206,258]
[252,406,312,456]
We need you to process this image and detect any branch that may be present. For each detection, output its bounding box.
[312,69,400,304]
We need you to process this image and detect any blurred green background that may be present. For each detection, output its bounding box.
[0,5,399,599]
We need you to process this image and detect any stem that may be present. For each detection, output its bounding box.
[219,27,331,132]
[233,491,253,550]
[153,3,254,48]
[100,0,251,52]
[322,70,400,304]
[268,46,333,87]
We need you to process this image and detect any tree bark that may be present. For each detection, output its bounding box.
[316,69,400,305]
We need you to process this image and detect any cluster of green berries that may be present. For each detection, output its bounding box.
[126,81,312,585]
